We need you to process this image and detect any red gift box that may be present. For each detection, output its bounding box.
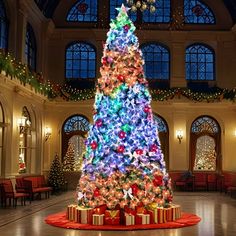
[105,210,120,225]
[77,207,93,224]
[124,206,136,216]
[136,206,147,214]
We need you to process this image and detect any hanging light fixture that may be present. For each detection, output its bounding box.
[126,0,156,13]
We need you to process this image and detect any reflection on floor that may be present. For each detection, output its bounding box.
[0,191,236,236]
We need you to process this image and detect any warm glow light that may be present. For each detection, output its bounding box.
[176,130,183,144]
[45,127,52,141]
[234,130,236,137]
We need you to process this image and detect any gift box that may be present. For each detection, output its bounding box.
[136,206,147,214]
[136,214,150,225]
[125,214,135,226]
[147,209,156,224]
[77,207,93,224]
[92,214,104,225]
[67,204,77,221]
[74,207,81,223]
[171,204,181,220]
[166,208,173,222]
[105,210,120,225]
[157,207,165,224]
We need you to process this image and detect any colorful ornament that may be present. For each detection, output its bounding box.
[150,144,158,152]
[118,131,126,139]
[144,105,150,113]
[117,145,125,153]
[95,119,103,127]
[90,141,98,150]
[135,149,143,155]
[123,24,130,32]
[117,75,125,82]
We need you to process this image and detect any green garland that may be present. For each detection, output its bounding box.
[0,51,236,102]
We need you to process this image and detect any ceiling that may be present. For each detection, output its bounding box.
[34,0,236,24]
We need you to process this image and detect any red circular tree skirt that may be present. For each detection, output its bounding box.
[45,212,201,230]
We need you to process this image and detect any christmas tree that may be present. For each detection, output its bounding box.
[76,4,173,209]
[48,154,65,192]
[63,141,75,171]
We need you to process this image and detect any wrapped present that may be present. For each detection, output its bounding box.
[75,207,81,223]
[77,207,93,224]
[147,209,155,224]
[171,204,181,220]
[92,214,104,225]
[105,210,120,225]
[157,207,165,224]
[166,208,173,222]
[136,214,150,225]
[125,214,135,226]
[67,204,77,221]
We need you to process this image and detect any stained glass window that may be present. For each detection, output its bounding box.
[142,0,170,23]
[186,44,214,81]
[0,0,8,50]
[184,0,215,24]
[64,115,90,133]
[66,0,97,22]
[25,23,37,71]
[65,42,96,79]
[153,114,168,132]
[194,135,216,171]
[191,116,219,134]
[110,0,137,21]
[141,43,170,80]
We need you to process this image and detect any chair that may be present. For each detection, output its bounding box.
[1,179,29,207]
[174,171,194,191]
[193,173,207,191]
[207,173,217,191]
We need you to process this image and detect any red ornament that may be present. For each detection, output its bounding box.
[135,149,143,155]
[77,3,88,14]
[117,145,125,153]
[94,188,100,197]
[102,57,107,65]
[95,119,103,127]
[150,144,158,152]
[123,24,130,32]
[144,105,150,113]
[90,141,98,150]
[117,75,125,82]
[153,176,163,186]
[131,184,139,196]
[118,131,126,139]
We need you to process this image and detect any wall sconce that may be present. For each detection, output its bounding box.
[176,130,183,144]
[17,116,31,134]
[45,127,52,141]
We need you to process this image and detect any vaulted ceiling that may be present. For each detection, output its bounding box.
[34,0,236,24]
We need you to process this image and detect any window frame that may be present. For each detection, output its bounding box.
[65,41,97,80]
[0,0,8,50]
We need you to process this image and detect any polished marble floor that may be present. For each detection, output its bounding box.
[0,191,236,236]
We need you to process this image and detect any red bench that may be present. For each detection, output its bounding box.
[16,175,52,200]
[220,172,236,193]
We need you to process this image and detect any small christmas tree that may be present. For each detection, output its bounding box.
[63,141,75,171]
[48,154,65,192]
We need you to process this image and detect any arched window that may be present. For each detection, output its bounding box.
[25,23,37,71]
[65,42,96,79]
[0,101,4,176]
[110,0,137,21]
[153,113,169,170]
[62,115,90,170]
[18,106,32,173]
[66,0,97,22]
[0,0,8,50]
[186,44,215,81]
[184,0,215,24]
[142,0,170,23]
[190,116,221,172]
[141,43,170,80]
